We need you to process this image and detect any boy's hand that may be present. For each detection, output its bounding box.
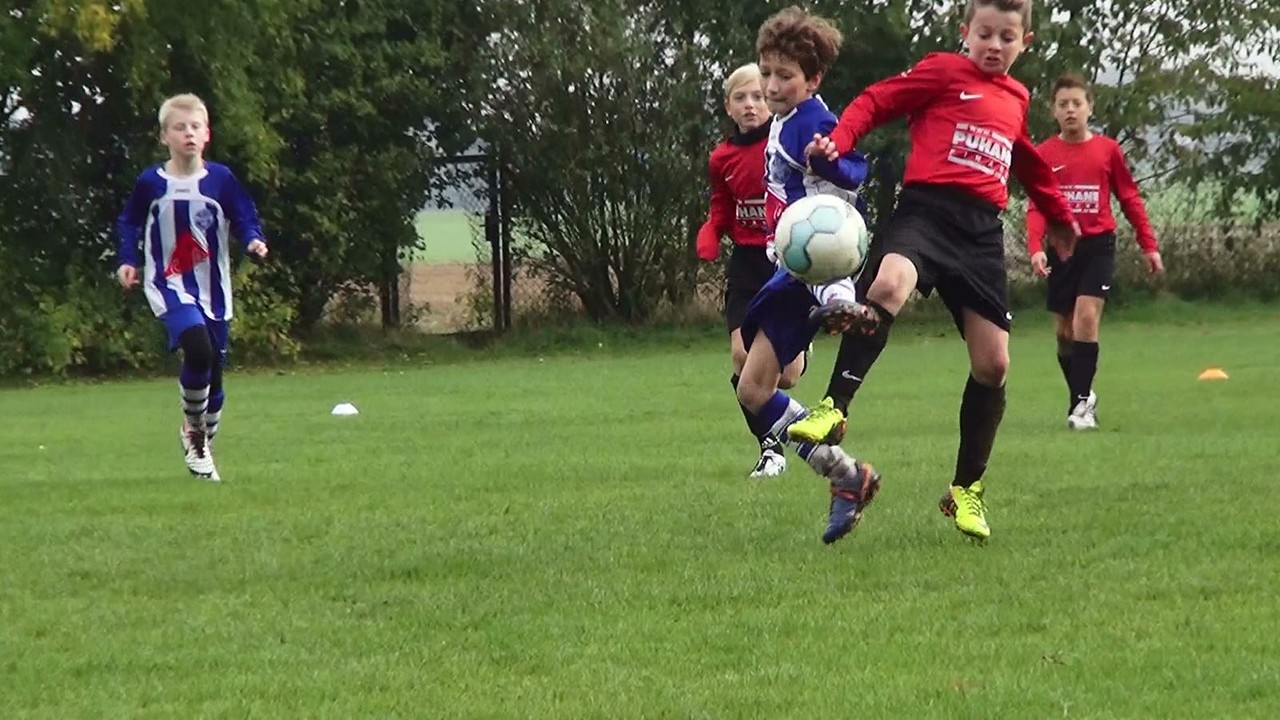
[805,133,840,163]
[246,239,268,259]
[1143,250,1164,275]
[1046,220,1080,261]
[1030,251,1049,278]
[117,264,138,289]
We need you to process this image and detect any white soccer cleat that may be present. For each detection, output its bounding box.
[750,450,787,478]
[1067,391,1099,431]
[180,425,221,481]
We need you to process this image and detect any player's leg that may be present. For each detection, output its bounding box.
[930,198,1008,540]
[1045,245,1091,423]
[1054,311,1075,415]
[205,320,229,445]
[739,276,882,542]
[1066,238,1113,430]
[941,309,1008,540]
[198,320,229,481]
[787,253,919,444]
[1066,296,1103,430]
[739,327,881,543]
[727,246,789,476]
[164,305,217,479]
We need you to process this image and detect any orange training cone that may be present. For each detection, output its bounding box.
[1197,367,1229,381]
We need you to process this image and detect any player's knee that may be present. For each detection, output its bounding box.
[867,266,914,307]
[778,364,801,389]
[736,378,772,414]
[1074,307,1102,336]
[178,326,214,372]
[971,352,1009,386]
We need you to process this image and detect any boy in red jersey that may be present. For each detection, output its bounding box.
[1026,73,1164,431]
[797,0,1079,540]
[697,63,804,479]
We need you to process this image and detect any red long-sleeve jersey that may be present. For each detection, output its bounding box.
[828,52,1073,226]
[1025,135,1157,255]
[696,123,770,260]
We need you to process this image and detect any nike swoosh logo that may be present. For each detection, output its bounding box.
[1101,285,1111,291]
[960,92,983,101]
[1052,165,1066,172]
[841,371,862,382]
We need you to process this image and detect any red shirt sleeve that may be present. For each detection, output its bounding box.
[1025,202,1047,256]
[828,54,949,155]
[1110,142,1158,252]
[1011,124,1074,231]
[696,151,730,261]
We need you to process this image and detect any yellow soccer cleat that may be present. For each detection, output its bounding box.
[946,481,990,540]
[787,397,847,445]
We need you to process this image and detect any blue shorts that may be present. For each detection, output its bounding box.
[739,268,820,369]
[161,304,229,366]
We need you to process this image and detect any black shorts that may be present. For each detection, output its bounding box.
[863,184,1010,336]
[1045,232,1116,314]
[724,245,776,332]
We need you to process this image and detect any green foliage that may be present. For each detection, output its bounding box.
[230,262,302,364]
[3,0,1280,376]
[0,250,162,377]
[469,0,717,322]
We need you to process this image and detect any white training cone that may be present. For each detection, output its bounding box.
[331,402,360,416]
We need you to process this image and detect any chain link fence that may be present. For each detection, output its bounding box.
[403,154,512,335]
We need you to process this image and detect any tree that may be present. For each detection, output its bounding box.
[4,0,465,333]
[465,0,723,322]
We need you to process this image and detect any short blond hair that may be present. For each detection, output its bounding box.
[158,93,209,129]
[722,63,761,99]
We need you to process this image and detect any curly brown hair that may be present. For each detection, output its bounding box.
[755,6,843,79]
[964,0,1032,30]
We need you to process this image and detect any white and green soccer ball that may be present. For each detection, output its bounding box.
[773,194,870,284]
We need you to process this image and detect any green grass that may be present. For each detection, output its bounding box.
[412,209,481,263]
[3,309,1279,718]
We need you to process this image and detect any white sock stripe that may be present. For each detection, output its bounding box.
[809,277,859,305]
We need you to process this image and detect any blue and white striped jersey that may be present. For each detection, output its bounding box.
[117,162,264,321]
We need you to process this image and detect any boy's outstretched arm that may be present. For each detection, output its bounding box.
[809,120,868,190]
[811,54,949,161]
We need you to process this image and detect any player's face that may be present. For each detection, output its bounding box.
[725,79,767,133]
[1053,87,1092,136]
[160,108,210,160]
[759,53,819,116]
[961,7,1033,75]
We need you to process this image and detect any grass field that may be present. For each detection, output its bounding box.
[3,308,1279,718]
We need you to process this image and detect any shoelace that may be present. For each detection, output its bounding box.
[958,487,986,517]
[808,403,839,424]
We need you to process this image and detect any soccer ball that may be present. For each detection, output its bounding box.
[773,194,869,284]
